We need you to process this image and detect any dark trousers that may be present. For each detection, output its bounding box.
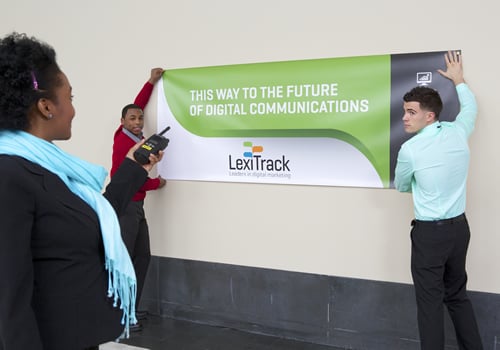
[119,201,151,305]
[410,214,482,350]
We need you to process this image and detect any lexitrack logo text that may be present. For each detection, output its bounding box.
[228,141,291,173]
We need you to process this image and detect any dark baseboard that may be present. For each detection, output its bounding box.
[140,256,500,349]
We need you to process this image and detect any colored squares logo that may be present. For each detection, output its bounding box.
[243,141,263,158]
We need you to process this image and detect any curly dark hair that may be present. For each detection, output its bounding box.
[403,86,443,120]
[0,32,62,131]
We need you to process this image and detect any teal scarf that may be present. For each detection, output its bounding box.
[0,130,137,337]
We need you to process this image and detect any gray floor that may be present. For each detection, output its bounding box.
[120,315,342,350]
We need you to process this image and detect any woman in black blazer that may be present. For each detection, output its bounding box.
[0,33,163,349]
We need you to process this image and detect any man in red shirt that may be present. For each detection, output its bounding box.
[110,68,167,331]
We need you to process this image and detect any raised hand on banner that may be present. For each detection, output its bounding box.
[148,67,164,85]
[437,51,465,86]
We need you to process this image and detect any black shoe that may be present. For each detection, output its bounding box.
[129,322,143,332]
[136,310,148,320]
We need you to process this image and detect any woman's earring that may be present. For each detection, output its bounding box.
[47,113,53,120]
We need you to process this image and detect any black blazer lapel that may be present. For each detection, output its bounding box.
[20,158,99,223]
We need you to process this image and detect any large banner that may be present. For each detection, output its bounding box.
[157,50,459,188]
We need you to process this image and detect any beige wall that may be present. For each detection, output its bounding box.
[2,0,499,292]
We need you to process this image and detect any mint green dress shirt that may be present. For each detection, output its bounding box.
[394,83,477,220]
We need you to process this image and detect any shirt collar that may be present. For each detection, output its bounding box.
[418,121,441,135]
[121,127,143,142]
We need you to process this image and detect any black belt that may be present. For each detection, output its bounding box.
[411,213,466,227]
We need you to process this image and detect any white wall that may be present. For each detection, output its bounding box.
[2,0,499,292]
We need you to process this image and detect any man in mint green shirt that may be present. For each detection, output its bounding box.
[395,51,482,350]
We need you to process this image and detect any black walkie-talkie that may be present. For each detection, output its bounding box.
[133,126,171,165]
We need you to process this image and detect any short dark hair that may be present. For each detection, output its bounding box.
[403,86,443,119]
[0,32,62,131]
[121,103,143,119]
